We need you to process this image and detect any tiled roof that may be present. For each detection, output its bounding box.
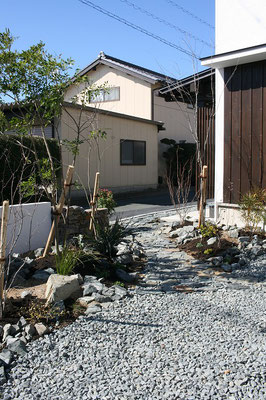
[78,51,176,84]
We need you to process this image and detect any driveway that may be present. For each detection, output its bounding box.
[112,188,174,219]
[73,187,196,219]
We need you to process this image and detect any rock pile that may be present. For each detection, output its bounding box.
[0,317,49,383]
[78,275,128,315]
[167,220,266,273]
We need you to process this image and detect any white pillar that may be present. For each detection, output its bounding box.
[214,67,225,220]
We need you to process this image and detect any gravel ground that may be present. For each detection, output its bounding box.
[1,210,266,400]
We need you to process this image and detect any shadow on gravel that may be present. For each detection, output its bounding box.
[86,317,163,328]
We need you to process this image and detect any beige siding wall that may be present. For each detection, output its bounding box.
[154,95,195,178]
[64,64,152,120]
[61,107,158,193]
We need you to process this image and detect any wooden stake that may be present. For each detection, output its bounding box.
[89,172,100,232]
[0,200,9,319]
[43,165,74,258]
[198,165,208,227]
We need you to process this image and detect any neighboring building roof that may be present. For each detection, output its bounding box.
[77,51,177,85]
[159,68,215,95]
[158,68,215,107]
[63,101,165,130]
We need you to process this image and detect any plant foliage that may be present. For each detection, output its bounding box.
[239,188,266,232]
[93,220,126,259]
[199,221,218,238]
[55,246,82,275]
[97,188,117,214]
[0,134,60,203]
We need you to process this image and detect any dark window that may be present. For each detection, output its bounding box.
[120,140,146,165]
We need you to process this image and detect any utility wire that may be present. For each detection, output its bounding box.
[165,0,215,30]
[120,0,213,48]
[78,0,200,59]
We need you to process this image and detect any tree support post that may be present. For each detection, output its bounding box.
[198,165,208,227]
[89,172,100,233]
[43,165,74,257]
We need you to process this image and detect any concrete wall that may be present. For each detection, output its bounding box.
[217,203,246,228]
[61,107,158,193]
[0,202,51,255]
[64,64,152,120]
[216,0,266,54]
[154,95,195,178]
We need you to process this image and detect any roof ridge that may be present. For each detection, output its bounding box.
[102,53,176,81]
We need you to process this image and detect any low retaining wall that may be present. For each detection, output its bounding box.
[58,206,108,239]
[217,203,246,228]
[0,202,51,255]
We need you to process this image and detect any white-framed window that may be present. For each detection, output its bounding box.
[90,87,120,103]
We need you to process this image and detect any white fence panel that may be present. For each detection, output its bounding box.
[0,202,51,255]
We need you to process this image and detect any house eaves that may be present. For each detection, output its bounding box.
[77,52,176,85]
[62,101,165,131]
[201,43,266,68]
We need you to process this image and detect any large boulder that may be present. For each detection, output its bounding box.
[45,274,81,303]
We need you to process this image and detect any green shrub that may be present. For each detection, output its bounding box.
[160,138,196,185]
[199,222,218,238]
[93,219,125,259]
[204,248,213,255]
[114,281,125,287]
[55,246,81,275]
[97,188,117,214]
[239,188,266,232]
[0,134,61,203]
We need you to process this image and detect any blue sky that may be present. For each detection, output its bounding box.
[1,0,215,78]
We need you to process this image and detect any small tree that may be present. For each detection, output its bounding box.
[0,29,108,231]
[0,29,109,315]
[161,67,215,225]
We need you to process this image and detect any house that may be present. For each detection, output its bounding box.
[2,53,196,196]
[64,52,195,184]
[201,0,266,224]
[60,102,163,195]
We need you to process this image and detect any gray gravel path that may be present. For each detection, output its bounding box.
[2,210,266,400]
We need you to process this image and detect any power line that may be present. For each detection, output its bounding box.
[120,0,213,48]
[78,0,200,59]
[165,0,215,30]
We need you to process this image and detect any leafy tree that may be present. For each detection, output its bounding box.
[0,29,108,253]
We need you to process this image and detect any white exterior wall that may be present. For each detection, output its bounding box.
[64,64,152,120]
[0,202,51,255]
[214,68,225,219]
[216,0,266,54]
[154,95,195,178]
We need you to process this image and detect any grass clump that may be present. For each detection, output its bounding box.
[55,246,81,275]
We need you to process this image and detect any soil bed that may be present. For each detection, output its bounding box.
[179,232,238,260]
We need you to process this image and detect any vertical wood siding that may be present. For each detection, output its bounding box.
[196,106,215,200]
[224,60,266,203]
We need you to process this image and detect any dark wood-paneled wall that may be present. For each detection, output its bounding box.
[196,106,215,199]
[224,60,266,203]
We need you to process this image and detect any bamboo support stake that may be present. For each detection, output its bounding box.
[198,165,208,227]
[0,200,9,318]
[43,165,74,258]
[89,172,100,231]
